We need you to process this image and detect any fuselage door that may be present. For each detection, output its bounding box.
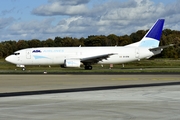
[135,48,139,59]
[26,50,31,59]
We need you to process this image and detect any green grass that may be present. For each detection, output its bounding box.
[0,58,180,74]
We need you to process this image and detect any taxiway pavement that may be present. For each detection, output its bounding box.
[0,85,180,120]
[0,74,180,120]
[0,74,180,93]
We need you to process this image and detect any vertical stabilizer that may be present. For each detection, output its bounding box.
[126,19,165,48]
[140,19,164,47]
[145,19,164,41]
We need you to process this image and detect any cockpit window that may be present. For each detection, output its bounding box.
[14,53,20,55]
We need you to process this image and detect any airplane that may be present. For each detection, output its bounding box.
[5,19,173,70]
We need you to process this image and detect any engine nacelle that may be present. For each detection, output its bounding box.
[64,59,81,68]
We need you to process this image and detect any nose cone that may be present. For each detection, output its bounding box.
[5,55,14,64]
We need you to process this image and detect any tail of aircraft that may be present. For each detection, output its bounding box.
[126,19,165,48]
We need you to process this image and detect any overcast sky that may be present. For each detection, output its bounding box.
[0,0,180,41]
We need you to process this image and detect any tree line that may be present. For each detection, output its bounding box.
[0,29,179,59]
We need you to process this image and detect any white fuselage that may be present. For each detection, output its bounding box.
[5,46,161,66]
[5,19,166,70]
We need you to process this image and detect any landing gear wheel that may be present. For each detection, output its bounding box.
[22,67,26,71]
[84,65,92,70]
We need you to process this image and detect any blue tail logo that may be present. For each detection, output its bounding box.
[145,19,164,41]
[139,19,165,47]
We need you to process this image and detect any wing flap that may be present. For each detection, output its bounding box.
[81,53,115,64]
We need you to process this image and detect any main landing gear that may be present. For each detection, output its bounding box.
[84,65,92,70]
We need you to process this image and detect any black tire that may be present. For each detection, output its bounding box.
[84,65,92,70]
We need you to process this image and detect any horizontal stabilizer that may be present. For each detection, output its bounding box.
[149,44,174,51]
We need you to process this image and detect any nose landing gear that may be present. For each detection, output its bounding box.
[22,67,26,71]
[16,65,26,71]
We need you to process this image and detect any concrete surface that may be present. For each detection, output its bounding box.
[0,74,180,119]
[0,85,180,120]
[0,74,180,93]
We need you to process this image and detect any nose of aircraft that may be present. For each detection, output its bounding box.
[5,55,13,63]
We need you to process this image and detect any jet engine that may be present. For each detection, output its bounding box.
[64,59,81,68]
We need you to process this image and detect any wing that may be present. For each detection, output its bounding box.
[81,53,115,64]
